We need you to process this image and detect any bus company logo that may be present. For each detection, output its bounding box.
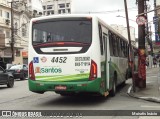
[35,67,62,74]
[35,67,41,73]
[33,57,39,63]
[41,56,47,63]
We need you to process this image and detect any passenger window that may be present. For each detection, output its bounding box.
[98,24,103,55]
[109,32,113,56]
[112,35,118,56]
[117,38,122,57]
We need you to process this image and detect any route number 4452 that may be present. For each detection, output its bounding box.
[51,57,67,63]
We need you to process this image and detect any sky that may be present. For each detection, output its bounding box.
[32,0,43,12]
[71,0,155,39]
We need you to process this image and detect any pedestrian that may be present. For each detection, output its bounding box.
[159,58,160,68]
[146,57,149,68]
[47,33,51,42]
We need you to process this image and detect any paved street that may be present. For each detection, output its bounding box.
[0,79,158,110]
[0,69,160,119]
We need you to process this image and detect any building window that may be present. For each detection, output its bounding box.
[59,4,65,8]
[43,11,46,15]
[66,3,70,7]
[58,9,65,14]
[43,6,46,10]
[14,22,18,35]
[47,11,50,15]
[16,50,20,57]
[22,24,27,37]
[47,5,53,9]
[6,31,10,38]
[51,10,54,14]
[58,10,61,14]
[5,12,10,19]
[62,9,65,13]
[67,9,70,13]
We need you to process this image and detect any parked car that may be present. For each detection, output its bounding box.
[0,66,14,88]
[7,64,28,80]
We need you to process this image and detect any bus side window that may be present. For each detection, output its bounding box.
[117,38,121,57]
[103,35,105,52]
[120,39,125,57]
[124,42,128,57]
[113,35,118,56]
[98,24,103,55]
[103,33,107,52]
[109,32,113,56]
[124,42,127,57]
[115,36,119,57]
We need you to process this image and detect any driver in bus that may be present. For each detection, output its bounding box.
[47,33,51,42]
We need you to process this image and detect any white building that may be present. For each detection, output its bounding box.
[42,0,71,15]
[157,0,160,5]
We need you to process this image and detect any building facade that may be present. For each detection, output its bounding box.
[42,0,71,15]
[0,0,43,65]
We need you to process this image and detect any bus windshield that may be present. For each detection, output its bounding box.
[32,18,92,46]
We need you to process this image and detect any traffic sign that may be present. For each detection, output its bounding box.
[153,16,158,24]
[136,16,146,25]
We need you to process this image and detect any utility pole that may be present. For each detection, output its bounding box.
[154,0,159,45]
[10,0,14,62]
[8,0,19,63]
[144,1,153,69]
[144,1,153,54]
[137,0,146,88]
[124,0,136,92]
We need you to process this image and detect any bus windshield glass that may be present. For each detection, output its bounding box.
[32,18,92,46]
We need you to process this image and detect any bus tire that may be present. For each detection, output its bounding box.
[110,74,117,97]
[33,91,44,94]
[20,73,25,80]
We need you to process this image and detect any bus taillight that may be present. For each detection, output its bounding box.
[89,60,97,80]
[29,61,35,80]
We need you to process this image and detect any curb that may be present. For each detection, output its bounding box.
[127,85,160,103]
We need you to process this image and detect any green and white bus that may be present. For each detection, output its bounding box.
[28,14,131,97]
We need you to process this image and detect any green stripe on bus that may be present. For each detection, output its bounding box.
[35,73,90,81]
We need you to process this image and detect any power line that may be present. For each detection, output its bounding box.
[72,7,138,14]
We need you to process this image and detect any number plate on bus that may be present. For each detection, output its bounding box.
[55,85,67,90]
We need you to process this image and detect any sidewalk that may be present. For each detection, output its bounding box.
[127,67,160,103]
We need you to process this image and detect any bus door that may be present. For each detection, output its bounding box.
[103,33,108,91]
